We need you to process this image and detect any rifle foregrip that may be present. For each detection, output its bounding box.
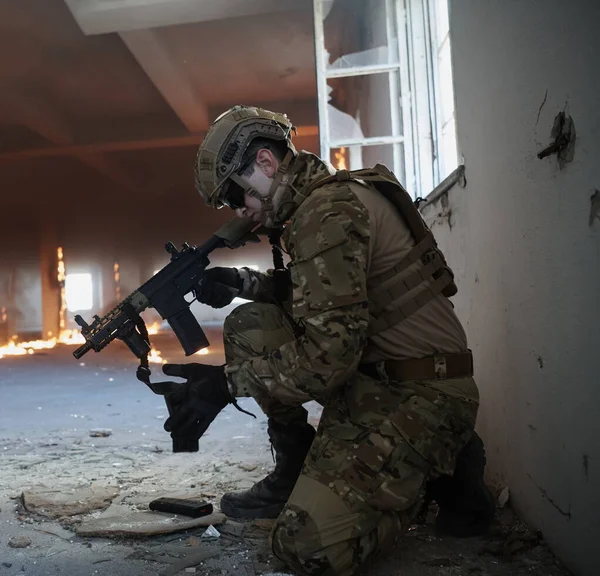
[167,308,209,356]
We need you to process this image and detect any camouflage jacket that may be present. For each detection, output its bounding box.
[227,152,371,405]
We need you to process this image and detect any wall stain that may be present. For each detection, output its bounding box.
[589,189,600,227]
[583,454,589,480]
[536,355,544,369]
[536,110,576,169]
[527,473,572,519]
[535,89,549,127]
[429,193,454,230]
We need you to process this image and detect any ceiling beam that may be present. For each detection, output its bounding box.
[0,126,319,162]
[2,92,72,145]
[65,0,312,36]
[120,29,209,133]
[0,92,140,193]
[77,152,141,193]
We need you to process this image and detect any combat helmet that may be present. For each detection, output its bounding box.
[194,105,297,210]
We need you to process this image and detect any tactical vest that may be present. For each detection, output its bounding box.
[303,165,457,337]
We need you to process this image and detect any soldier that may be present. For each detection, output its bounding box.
[160,105,495,575]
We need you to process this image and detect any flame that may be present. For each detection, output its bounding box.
[148,348,167,364]
[0,336,54,359]
[147,322,161,335]
[58,329,86,345]
[0,342,29,358]
[1,307,6,323]
[147,344,209,363]
[57,247,67,331]
[114,262,121,301]
[0,329,86,359]
[334,147,348,170]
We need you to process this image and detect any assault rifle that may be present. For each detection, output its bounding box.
[73,216,259,379]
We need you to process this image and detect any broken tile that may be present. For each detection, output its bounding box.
[76,510,226,538]
[22,486,119,518]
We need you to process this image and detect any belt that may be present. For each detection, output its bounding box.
[358,351,473,382]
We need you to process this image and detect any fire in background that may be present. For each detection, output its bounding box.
[334,146,348,170]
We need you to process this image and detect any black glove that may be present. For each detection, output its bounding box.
[160,363,232,444]
[195,267,243,309]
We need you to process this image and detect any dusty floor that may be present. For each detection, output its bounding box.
[0,329,572,576]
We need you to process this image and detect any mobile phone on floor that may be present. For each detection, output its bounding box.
[149,497,213,518]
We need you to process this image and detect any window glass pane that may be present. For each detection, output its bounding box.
[327,71,401,141]
[330,143,406,189]
[437,37,455,127]
[322,0,398,70]
[433,0,458,180]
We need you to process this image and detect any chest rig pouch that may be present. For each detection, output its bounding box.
[304,164,457,336]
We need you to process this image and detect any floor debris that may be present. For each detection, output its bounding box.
[201,525,221,538]
[8,535,32,548]
[0,335,575,576]
[76,510,226,538]
[22,485,119,518]
[89,428,113,437]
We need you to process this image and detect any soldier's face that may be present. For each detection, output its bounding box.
[235,194,263,222]
[234,148,280,224]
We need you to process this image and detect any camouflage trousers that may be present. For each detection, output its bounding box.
[223,303,479,576]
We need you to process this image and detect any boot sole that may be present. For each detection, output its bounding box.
[220,497,285,520]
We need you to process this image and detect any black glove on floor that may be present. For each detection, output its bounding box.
[160,363,232,442]
[195,267,243,309]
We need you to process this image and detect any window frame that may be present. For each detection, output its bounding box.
[313,0,458,199]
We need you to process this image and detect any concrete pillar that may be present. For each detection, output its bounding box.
[99,253,118,314]
[0,304,8,344]
[0,268,17,343]
[39,225,61,339]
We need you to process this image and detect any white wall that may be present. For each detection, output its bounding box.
[421,2,600,575]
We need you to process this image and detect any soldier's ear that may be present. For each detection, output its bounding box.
[255,148,278,178]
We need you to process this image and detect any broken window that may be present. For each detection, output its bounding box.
[314,0,459,198]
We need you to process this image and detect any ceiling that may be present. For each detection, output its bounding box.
[0,0,319,240]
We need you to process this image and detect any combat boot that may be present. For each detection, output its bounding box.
[426,431,496,537]
[219,419,316,519]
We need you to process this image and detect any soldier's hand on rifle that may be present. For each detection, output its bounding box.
[160,363,233,441]
[194,267,243,309]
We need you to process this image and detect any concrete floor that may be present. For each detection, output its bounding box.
[0,329,572,576]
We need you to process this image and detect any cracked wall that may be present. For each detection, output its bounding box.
[422,1,600,575]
